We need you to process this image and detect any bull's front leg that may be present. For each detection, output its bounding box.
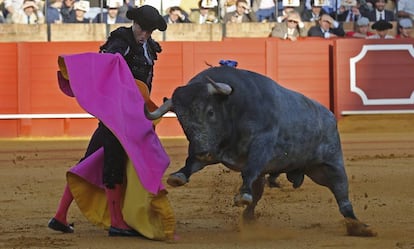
[234,137,274,208]
[242,175,265,221]
[167,155,210,187]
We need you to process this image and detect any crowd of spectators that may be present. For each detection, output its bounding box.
[0,0,412,39]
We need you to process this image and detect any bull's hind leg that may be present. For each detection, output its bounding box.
[242,176,265,221]
[306,163,377,237]
[306,163,356,219]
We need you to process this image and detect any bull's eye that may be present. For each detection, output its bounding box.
[206,106,215,119]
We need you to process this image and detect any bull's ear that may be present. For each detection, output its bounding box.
[207,82,232,96]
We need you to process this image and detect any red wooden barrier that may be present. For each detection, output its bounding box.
[0,39,334,138]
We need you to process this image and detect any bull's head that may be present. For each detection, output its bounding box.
[144,78,233,160]
[144,78,232,120]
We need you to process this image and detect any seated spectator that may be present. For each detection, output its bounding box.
[396,18,413,38]
[301,0,326,22]
[357,0,373,14]
[305,0,341,15]
[46,0,63,24]
[366,19,394,38]
[397,0,414,21]
[276,5,295,23]
[252,0,277,22]
[72,0,90,23]
[117,0,134,20]
[61,0,76,23]
[220,0,250,20]
[366,0,395,22]
[11,0,44,24]
[223,0,256,23]
[337,1,363,22]
[270,10,307,41]
[163,6,191,24]
[93,0,129,23]
[4,0,43,21]
[189,0,218,24]
[308,13,345,38]
[345,16,374,38]
[0,0,5,23]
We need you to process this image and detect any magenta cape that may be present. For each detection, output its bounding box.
[57,52,170,194]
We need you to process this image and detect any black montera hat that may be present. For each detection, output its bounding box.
[126,5,167,31]
[371,19,393,31]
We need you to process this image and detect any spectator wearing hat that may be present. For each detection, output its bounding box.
[397,0,414,21]
[189,0,218,24]
[11,0,44,24]
[305,0,341,15]
[46,0,63,24]
[4,0,42,21]
[70,0,90,23]
[396,18,413,38]
[93,0,129,23]
[366,0,395,22]
[346,16,374,38]
[308,13,345,38]
[367,19,394,38]
[48,5,168,237]
[270,10,307,41]
[223,0,256,23]
[301,0,327,22]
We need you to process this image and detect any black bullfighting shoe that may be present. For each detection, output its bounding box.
[108,226,140,237]
[48,218,74,233]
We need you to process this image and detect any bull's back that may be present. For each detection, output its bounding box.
[193,66,338,139]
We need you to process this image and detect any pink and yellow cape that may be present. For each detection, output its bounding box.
[57,52,175,240]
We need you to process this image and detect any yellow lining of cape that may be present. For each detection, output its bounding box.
[67,159,175,240]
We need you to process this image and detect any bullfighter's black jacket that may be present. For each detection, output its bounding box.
[99,26,162,92]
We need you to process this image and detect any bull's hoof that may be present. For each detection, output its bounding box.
[234,193,253,207]
[344,218,377,237]
[167,173,188,187]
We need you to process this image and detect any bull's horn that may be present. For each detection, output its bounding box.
[207,82,232,95]
[144,98,173,120]
[205,76,232,95]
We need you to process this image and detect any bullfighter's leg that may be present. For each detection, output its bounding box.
[305,163,356,219]
[242,176,265,221]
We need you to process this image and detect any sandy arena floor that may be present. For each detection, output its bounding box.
[0,115,413,249]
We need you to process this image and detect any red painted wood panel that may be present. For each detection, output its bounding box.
[0,43,18,113]
[333,39,414,116]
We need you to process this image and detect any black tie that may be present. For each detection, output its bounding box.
[380,12,384,20]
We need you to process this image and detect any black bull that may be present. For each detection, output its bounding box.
[145,66,375,236]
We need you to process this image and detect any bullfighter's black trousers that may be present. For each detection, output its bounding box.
[79,121,126,189]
